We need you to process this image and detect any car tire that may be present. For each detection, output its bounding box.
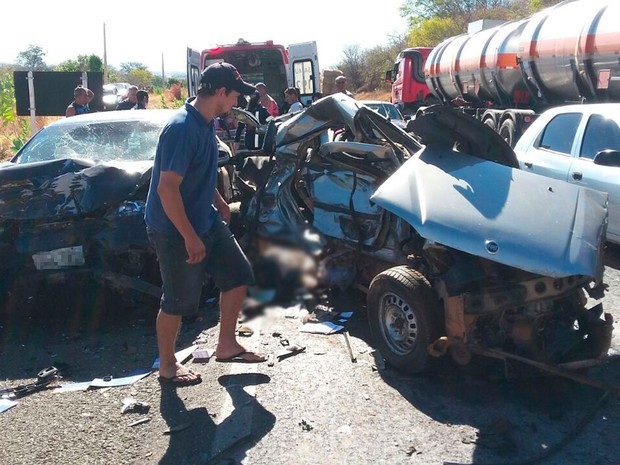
[499,119,516,147]
[367,266,442,374]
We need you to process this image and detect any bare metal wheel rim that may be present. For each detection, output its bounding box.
[379,291,418,356]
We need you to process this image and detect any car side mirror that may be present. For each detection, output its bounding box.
[385,70,393,84]
[404,115,411,121]
[594,149,620,167]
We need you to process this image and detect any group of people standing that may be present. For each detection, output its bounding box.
[233,74,353,150]
[65,84,149,117]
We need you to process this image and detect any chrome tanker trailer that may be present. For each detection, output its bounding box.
[424,0,620,146]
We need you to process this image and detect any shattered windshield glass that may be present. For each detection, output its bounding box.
[15,120,164,165]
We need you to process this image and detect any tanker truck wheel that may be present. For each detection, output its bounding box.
[499,119,516,147]
[367,266,442,374]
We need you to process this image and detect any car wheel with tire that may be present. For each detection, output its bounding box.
[367,266,442,373]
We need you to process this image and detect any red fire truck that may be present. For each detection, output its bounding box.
[187,39,320,108]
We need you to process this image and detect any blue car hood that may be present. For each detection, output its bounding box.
[371,146,607,280]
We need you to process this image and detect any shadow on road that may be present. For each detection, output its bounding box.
[0,279,219,385]
[159,373,275,464]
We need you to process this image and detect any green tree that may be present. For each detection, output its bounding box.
[16,45,47,70]
[128,68,154,88]
[55,59,81,72]
[120,62,148,74]
[87,54,103,72]
[401,0,515,22]
[338,45,365,91]
[407,16,464,47]
[55,54,103,72]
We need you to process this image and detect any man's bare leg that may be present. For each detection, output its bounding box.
[157,310,199,379]
[215,285,265,361]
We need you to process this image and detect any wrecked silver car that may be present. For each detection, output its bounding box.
[0,110,233,306]
[237,95,613,374]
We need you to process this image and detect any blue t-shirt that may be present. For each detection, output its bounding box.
[145,101,218,235]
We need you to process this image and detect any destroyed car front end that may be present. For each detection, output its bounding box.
[241,95,613,374]
[0,111,175,305]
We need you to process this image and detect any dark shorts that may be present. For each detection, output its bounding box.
[147,218,254,316]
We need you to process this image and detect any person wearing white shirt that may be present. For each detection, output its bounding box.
[284,87,304,113]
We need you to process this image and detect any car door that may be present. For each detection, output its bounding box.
[186,47,201,98]
[569,112,620,242]
[287,42,320,106]
[518,112,583,181]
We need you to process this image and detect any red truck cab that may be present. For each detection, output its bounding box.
[385,47,434,115]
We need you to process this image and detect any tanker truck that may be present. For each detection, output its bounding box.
[388,0,620,146]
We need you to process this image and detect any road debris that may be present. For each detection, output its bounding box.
[343,331,357,363]
[163,422,192,435]
[192,348,214,363]
[299,419,314,431]
[237,325,254,337]
[0,366,60,400]
[127,417,151,427]
[120,397,150,414]
[277,344,306,362]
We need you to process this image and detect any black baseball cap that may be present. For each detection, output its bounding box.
[199,62,256,95]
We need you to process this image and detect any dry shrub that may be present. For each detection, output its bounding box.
[170,83,182,100]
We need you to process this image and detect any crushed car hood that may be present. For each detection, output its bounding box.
[371,145,607,280]
[0,158,153,220]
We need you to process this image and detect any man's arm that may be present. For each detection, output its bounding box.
[158,170,206,264]
[65,105,76,117]
[85,88,95,104]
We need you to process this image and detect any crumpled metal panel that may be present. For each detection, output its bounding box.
[371,145,607,280]
[0,159,152,221]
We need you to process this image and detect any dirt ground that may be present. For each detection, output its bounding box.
[1,247,620,464]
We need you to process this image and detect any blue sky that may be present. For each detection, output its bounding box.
[2,0,408,73]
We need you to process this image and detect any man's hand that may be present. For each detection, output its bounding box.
[185,233,206,264]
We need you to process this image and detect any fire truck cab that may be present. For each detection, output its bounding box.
[187,39,320,108]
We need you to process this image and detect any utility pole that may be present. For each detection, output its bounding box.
[103,23,108,83]
[161,53,165,89]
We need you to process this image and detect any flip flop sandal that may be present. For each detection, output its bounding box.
[215,350,266,363]
[158,372,202,387]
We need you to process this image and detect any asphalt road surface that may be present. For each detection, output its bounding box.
[1,247,620,465]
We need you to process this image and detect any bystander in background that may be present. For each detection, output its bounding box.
[117,86,138,110]
[133,90,149,109]
[255,82,279,118]
[65,86,94,117]
[284,87,304,113]
[335,75,354,98]
[234,91,271,150]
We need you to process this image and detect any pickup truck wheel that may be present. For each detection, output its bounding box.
[368,266,441,373]
[499,119,516,147]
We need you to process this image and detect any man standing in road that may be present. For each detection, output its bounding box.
[117,85,138,110]
[145,63,265,387]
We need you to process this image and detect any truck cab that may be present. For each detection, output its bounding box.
[385,47,433,115]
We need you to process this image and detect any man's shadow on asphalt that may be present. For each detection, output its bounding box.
[159,373,275,465]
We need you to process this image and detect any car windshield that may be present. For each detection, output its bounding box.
[366,103,402,120]
[15,119,164,164]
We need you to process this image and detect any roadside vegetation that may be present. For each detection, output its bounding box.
[0,0,561,160]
